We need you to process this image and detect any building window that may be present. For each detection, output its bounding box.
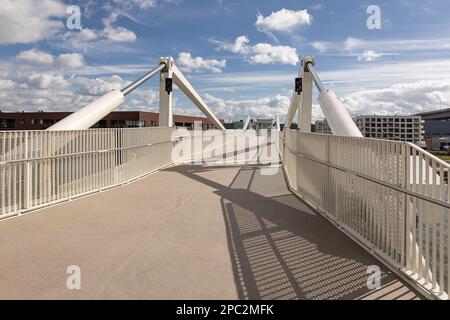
[0,119,15,129]
[112,120,126,128]
[42,119,54,128]
[124,120,144,128]
[31,119,44,125]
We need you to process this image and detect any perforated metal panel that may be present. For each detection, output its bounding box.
[0,128,174,218]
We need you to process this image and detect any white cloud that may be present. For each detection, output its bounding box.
[320,59,450,93]
[16,50,85,69]
[103,13,137,42]
[249,43,299,65]
[0,79,15,90]
[213,35,250,54]
[177,52,226,73]
[204,93,290,121]
[309,4,325,11]
[0,0,138,51]
[61,29,102,53]
[25,72,68,89]
[213,35,299,65]
[309,36,450,62]
[312,41,329,53]
[59,13,137,54]
[16,49,54,65]
[0,66,157,113]
[54,53,85,69]
[0,0,66,44]
[73,75,129,96]
[315,37,450,54]
[357,50,383,62]
[341,79,450,117]
[344,37,364,52]
[120,0,158,9]
[255,8,312,38]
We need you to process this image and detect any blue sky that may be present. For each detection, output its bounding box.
[1,0,450,122]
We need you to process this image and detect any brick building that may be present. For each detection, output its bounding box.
[0,111,223,130]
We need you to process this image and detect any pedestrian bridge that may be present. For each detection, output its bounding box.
[0,128,446,300]
[0,56,449,300]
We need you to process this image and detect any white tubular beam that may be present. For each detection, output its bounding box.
[303,59,363,137]
[243,116,251,131]
[318,90,363,137]
[171,63,226,130]
[276,115,281,132]
[47,90,124,131]
[48,64,164,131]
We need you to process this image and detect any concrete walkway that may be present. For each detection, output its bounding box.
[0,164,421,299]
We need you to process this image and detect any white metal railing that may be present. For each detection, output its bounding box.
[282,129,449,299]
[175,129,280,165]
[0,128,279,220]
[0,127,174,219]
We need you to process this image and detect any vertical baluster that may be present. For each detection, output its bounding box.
[425,156,431,284]
[431,160,437,291]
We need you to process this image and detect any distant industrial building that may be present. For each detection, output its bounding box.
[415,108,450,137]
[314,115,424,145]
[429,136,450,150]
[413,108,450,149]
[0,111,223,130]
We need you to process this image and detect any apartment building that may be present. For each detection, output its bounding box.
[354,115,424,144]
[314,115,424,145]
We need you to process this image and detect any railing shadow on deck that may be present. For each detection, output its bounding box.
[163,164,421,300]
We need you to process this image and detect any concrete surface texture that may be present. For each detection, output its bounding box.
[0,164,421,299]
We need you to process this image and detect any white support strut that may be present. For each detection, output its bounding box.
[171,63,225,130]
[47,90,125,131]
[305,59,363,137]
[318,90,363,137]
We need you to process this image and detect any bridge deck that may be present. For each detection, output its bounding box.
[0,163,421,299]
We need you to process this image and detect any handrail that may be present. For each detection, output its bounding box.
[285,144,450,209]
[0,139,173,165]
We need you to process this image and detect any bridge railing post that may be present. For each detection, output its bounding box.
[23,131,31,211]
